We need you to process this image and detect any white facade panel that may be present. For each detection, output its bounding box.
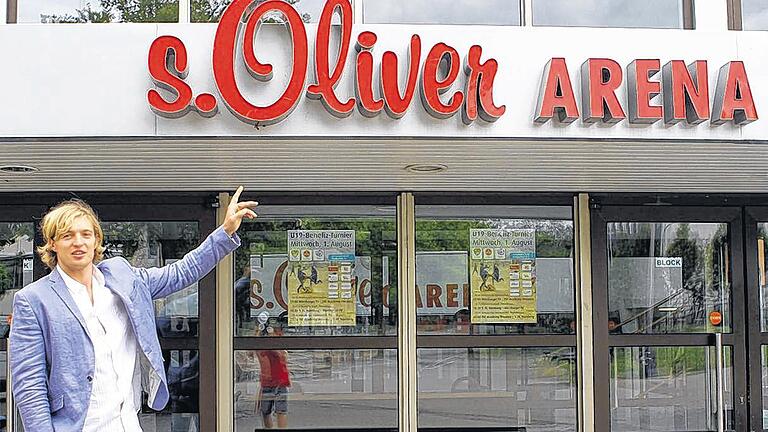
[0,24,761,141]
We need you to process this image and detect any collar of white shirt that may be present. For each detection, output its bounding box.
[57,264,105,295]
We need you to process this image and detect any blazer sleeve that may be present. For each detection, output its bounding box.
[135,225,241,300]
[10,292,54,432]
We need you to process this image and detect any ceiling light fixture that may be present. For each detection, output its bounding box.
[404,163,447,173]
[0,165,38,174]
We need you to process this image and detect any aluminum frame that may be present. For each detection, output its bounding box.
[590,201,748,431]
[0,192,218,431]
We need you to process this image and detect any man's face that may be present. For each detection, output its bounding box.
[51,216,97,273]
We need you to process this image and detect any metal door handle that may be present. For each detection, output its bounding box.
[715,332,725,432]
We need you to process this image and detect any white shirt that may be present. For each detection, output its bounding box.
[57,265,143,432]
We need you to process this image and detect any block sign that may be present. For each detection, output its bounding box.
[655,257,683,268]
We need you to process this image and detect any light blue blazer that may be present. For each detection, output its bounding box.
[9,226,240,432]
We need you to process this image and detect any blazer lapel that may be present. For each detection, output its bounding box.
[98,263,133,307]
[48,269,91,339]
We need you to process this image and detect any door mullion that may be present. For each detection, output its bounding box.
[744,208,764,431]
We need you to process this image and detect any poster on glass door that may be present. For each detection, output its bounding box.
[469,229,537,323]
[286,230,357,326]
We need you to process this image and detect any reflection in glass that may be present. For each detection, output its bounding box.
[0,351,5,432]
[610,346,733,431]
[415,206,574,335]
[532,0,684,29]
[140,350,200,432]
[742,0,768,30]
[756,224,768,332]
[418,348,576,431]
[19,0,179,23]
[233,206,397,337]
[761,346,768,430]
[234,349,397,430]
[191,0,324,23]
[102,222,200,337]
[362,0,521,25]
[0,224,34,338]
[608,223,730,335]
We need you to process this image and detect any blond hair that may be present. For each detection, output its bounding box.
[37,200,105,269]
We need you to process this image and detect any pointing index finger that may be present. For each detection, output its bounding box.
[231,186,244,205]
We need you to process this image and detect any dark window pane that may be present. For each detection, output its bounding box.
[757,224,768,331]
[363,0,521,25]
[192,0,324,23]
[234,205,397,337]
[140,349,200,432]
[607,223,731,335]
[0,350,5,432]
[234,349,397,430]
[532,0,684,29]
[418,347,577,431]
[610,346,734,431]
[742,0,768,30]
[103,222,200,337]
[416,206,575,335]
[0,223,34,338]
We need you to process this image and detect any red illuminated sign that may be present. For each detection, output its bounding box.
[535,58,757,126]
[147,0,757,128]
[147,0,505,126]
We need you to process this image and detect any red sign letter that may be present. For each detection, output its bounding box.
[581,58,625,123]
[420,43,464,119]
[213,0,308,126]
[306,0,355,118]
[534,58,578,124]
[355,31,384,117]
[712,61,758,126]
[627,59,662,124]
[148,36,197,118]
[381,35,422,119]
[662,60,709,125]
[462,45,506,124]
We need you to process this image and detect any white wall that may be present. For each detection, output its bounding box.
[0,23,763,141]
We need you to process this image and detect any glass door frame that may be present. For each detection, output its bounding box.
[742,207,768,430]
[412,193,580,432]
[590,202,749,432]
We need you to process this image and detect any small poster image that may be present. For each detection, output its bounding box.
[469,228,537,324]
[287,230,356,326]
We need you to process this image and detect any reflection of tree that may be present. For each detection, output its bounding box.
[665,223,705,327]
[0,223,35,296]
[102,222,198,266]
[44,0,178,23]
[191,0,310,23]
[46,0,310,24]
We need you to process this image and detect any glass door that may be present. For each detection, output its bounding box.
[743,207,768,431]
[414,196,578,432]
[591,205,747,432]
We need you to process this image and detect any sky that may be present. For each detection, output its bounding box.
[362,0,521,25]
[532,0,683,28]
[742,0,768,30]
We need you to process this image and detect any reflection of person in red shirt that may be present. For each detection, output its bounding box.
[256,333,291,428]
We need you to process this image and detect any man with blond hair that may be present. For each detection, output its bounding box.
[10,187,257,432]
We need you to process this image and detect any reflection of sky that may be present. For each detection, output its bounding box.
[362,0,521,25]
[742,0,768,30]
[532,0,683,29]
[19,0,90,22]
[19,0,327,23]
